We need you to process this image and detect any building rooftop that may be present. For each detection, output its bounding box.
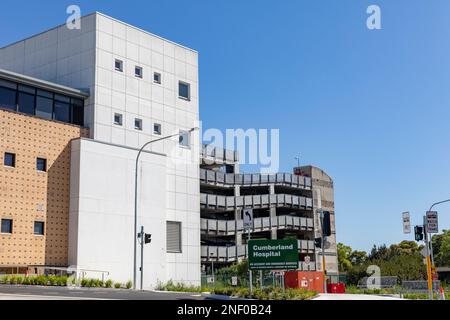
[0,68,89,99]
[0,11,197,54]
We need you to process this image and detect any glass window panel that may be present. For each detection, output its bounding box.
[71,99,84,126]
[36,96,53,120]
[4,153,15,167]
[18,92,35,115]
[0,79,16,90]
[36,158,47,172]
[54,94,70,103]
[18,84,35,94]
[1,219,13,234]
[54,101,70,123]
[34,222,44,235]
[36,89,53,99]
[178,82,190,100]
[0,86,17,111]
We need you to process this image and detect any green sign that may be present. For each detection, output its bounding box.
[248,239,299,270]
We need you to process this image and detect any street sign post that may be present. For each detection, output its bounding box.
[402,212,411,234]
[426,211,439,233]
[248,239,299,270]
[243,208,253,295]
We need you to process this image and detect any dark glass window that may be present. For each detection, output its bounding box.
[135,66,143,78]
[178,82,190,100]
[115,59,123,72]
[36,96,53,120]
[154,123,161,135]
[114,113,123,126]
[37,158,47,172]
[54,101,70,122]
[154,72,161,84]
[34,221,45,235]
[71,98,84,126]
[1,219,13,234]
[4,152,15,167]
[134,118,142,130]
[0,86,17,111]
[17,92,35,115]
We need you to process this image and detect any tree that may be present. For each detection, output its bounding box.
[350,250,368,265]
[432,230,450,267]
[337,243,353,272]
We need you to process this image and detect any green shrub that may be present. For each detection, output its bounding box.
[105,279,113,288]
[114,282,122,289]
[125,280,133,289]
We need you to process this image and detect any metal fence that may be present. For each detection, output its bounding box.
[201,272,285,290]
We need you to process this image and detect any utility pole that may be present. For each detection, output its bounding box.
[319,210,327,294]
[139,226,144,291]
[423,216,433,300]
[248,227,253,296]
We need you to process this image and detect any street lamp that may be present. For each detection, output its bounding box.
[133,127,199,290]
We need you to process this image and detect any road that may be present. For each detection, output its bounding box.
[0,285,211,300]
[312,293,405,300]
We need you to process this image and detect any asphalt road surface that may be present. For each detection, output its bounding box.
[0,285,212,300]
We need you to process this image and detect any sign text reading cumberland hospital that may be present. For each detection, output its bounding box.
[248,239,299,270]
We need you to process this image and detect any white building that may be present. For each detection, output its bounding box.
[0,12,201,288]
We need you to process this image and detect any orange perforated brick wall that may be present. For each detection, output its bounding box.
[0,109,89,267]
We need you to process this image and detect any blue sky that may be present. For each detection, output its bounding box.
[1,0,450,252]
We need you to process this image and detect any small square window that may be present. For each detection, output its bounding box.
[153,123,162,135]
[115,59,123,72]
[179,130,190,148]
[34,221,45,236]
[135,66,143,78]
[1,219,13,234]
[37,158,47,172]
[4,152,15,167]
[178,81,190,100]
[154,72,161,84]
[114,113,123,126]
[134,118,143,131]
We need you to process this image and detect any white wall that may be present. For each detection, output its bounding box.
[93,14,201,285]
[69,138,170,288]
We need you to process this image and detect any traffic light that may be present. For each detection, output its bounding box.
[414,226,424,241]
[144,233,152,244]
[322,211,331,237]
[314,237,322,248]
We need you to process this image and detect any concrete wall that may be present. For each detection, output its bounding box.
[69,138,170,288]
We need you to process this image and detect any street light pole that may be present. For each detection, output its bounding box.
[424,199,450,299]
[133,128,198,290]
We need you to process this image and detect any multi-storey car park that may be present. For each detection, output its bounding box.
[199,146,338,278]
[0,12,337,289]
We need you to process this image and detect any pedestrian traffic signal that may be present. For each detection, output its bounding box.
[414,226,424,241]
[144,233,152,244]
[314,238,322,248]
[322,211,331,237]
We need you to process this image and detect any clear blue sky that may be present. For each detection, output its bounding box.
[1,0,450,252]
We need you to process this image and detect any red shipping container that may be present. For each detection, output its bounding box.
[327,282,346,294]
[284,271,325,293]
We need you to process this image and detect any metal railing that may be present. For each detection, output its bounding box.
[200,193,313,210]
[200,168,312,190]
[201,240,316,263]
[201,215,314,235]
[201,145,239,163]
